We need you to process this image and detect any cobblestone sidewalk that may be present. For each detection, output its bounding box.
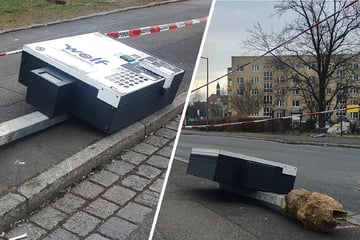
[2,118,180,240]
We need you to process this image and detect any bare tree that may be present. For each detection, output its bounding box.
[244,0,360,127]
[231,81,263,117]
[190,90,206,103]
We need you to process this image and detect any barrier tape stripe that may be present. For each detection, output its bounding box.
[0,16,208,57]
[0,49,22,57]
[182,106,360,129]
[106,17,208,39]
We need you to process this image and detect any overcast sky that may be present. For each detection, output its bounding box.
[191,0,294,99]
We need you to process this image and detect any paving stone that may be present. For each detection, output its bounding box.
[102,185,136,206]
[71,180,104,199]
[0,193,27,231]
[106,160,136,175]
[156,146,173,158]
[119,151,148,166]
[6,223,46,240]
[52,193,86,214]
[30,206,67,230]
[132,143,159,156]
[117,202,153,224]
[147,155,169,169]
[145,135,169,147]
[63,211,100,237]
[149,178,165,193]
[155,127,177,139]
[164,120,180,131]
[85,233,110,240]
[134,190,160,208]
[89,170,119,187]
[44,228,79,240]
[137,165,161,179]
[98,217,137,240]
[84,198,119,219]
[122,175,151,191]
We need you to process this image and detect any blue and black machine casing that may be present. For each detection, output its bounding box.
[18,32,184,133]
[187,148,297,194]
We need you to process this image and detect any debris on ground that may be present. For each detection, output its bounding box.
[312,133,326,138]
[284,188,347,232]
[327,121,351,134]
[8,234,27,240]
[47,0,67,4]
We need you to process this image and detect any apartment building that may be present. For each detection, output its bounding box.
[227,55,360,122]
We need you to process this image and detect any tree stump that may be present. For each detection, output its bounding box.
[285,188,347,232]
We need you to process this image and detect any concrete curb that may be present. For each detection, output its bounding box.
[0,91,186,232]
[0,0,183,35]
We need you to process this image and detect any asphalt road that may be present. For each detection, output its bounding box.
[0,0,212,197]
[153,134,360,240]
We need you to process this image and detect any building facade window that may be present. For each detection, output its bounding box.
[292,100,300,107]
[237,77,244,84]
[252,65,260,72]
[263,107,272,116]
[264,72,272,81]
[228,79,232,87]
[337,70,346,79]
[277,88,285,95]
[350,112,359,119]
[276,110,285,118]
[352,74,359,82]
[349,100,357,105]
[264,83,272,93]
[277,100,284,107]
[277,76,285,83]
[264,64,272,69]
[337,96,347,105]
[351,62,359,70]
[292,88,300,95]
[350,88,359,94]
[237,89,244,95]
[251,76,260,84]
[251,89,260,95]
[264,95,272,105]
[237,65,244,72]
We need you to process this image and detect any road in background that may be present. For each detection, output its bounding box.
[153,133,360,240]
[0,0,212,197]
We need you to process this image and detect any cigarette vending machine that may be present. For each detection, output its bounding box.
[18,32,184,133]
[187,148,297,194]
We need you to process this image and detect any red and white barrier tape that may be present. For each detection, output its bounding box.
[0,49,22,57]
[0,16,208,57]
[182,106,360,129]
[106,16,208,39]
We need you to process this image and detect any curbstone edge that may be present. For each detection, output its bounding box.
[0,91,186,232]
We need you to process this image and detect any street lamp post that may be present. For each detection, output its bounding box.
[200,56,209,131]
